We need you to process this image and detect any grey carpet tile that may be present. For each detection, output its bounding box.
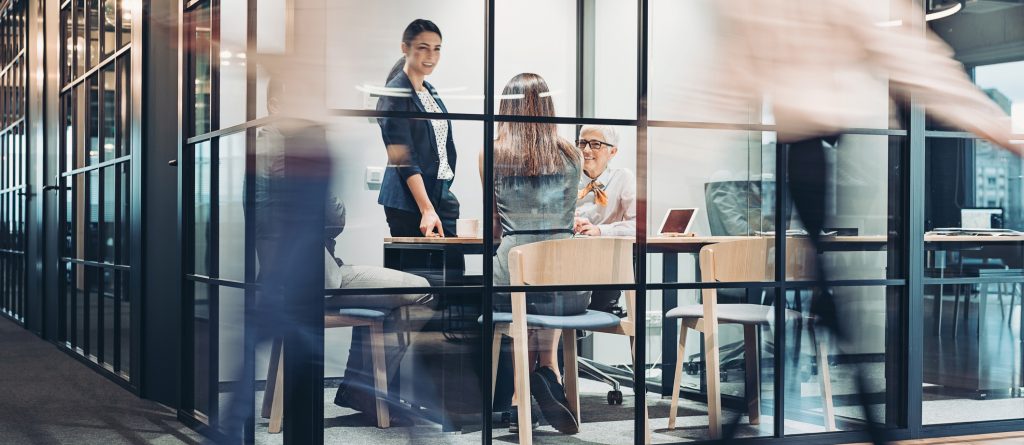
[0,317,203,445]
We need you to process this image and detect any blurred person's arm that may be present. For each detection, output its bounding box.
[854,0,1019,152]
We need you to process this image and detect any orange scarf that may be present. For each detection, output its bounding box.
[578,180,608,206]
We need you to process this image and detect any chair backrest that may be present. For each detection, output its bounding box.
[508,237,635,286]
[764,237,818,281]
[699,237,817,284]
[698,237,817,322]
[698,237,770,284]
[698,238,770,324]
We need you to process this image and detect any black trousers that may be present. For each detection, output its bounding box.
[383,183,465,284]
[786,135,842,336]
[776,135,883,444]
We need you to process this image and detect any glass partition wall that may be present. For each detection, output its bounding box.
[57,0,135,384]
[921,2,1024,428]
[177,0,1021,444]
[180,0,255,433]
[0,0,28,323]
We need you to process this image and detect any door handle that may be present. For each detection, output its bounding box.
[168,159,178,167]
[42,185,60,192]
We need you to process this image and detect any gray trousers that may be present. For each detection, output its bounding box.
[330,265,432,417]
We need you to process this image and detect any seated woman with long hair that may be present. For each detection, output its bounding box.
[479,73,589,435]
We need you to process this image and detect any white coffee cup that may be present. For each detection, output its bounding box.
[457,218,482,238]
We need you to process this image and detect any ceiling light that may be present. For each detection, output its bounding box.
[926,1,962,21]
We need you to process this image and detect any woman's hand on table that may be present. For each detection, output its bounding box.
[574,217,601,236]
[419,210,444,237]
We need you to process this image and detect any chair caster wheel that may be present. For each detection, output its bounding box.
[607,390,623,405]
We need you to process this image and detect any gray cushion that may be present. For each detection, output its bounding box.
[338,308,389,319]
[479,310,622,330]
[665,304,801,324]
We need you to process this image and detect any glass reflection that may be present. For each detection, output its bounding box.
[648,128,776,284]
[191,3,212,136]
[923,136,1024,424]
[784,286,897,435]
[194,141,211,277]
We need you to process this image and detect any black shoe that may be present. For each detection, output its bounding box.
[335,384,414,427]
[508,406,540,433]
[530,367,579,434]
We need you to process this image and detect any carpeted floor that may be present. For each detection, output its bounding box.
[0,317,203,445]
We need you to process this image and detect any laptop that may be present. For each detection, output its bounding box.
[658,208,699,237]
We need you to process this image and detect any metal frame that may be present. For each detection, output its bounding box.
[50,0,139,388]
[0,0,29,326]
[178,0,265,438]
[168,1,1024,444]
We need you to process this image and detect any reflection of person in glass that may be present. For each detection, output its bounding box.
[573,125,637,316]
[479,73,589,435]
[701,1,1022,444]
[251,79,434,428]
[377,19,460,239]
[217,76,333,444]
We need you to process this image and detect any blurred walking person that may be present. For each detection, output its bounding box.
[698,1,1021,443]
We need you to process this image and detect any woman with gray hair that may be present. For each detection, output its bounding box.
[574,125,636,237]
[574,125,637,315]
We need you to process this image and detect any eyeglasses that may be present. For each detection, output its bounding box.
[576,139,615,150]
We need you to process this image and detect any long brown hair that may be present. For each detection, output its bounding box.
[494,73,579,177]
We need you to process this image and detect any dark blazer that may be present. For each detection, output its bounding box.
[376,70,457,213]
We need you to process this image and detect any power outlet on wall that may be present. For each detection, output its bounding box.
[645,311,663,329]
[365,166,384,190]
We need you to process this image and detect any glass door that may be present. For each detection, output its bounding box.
[0,0,28,323]
[57,0,135,383]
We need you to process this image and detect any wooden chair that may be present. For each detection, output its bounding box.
[488,237,650,445]
[665,237,835,438]
[261,308,392,433]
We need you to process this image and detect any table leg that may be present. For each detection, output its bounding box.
[661,252,678,397]
[383,245,401,270]
[934,250,946,336]
[441,247,448,286]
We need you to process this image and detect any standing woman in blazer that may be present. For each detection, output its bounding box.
[377,19,460,242]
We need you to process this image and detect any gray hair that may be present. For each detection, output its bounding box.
[579,125,620,147]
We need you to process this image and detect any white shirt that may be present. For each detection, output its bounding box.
[416,90,454,181]
[576,168,637,237]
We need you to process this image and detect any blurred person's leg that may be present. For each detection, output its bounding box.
[588,290,624,316]
[219,181,329,442]
[716,136,834,442]
[533,329,562,381]
[787,137,885,444]
[331,265,431,423]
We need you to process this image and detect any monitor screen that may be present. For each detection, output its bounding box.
[961,208,1003,229]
